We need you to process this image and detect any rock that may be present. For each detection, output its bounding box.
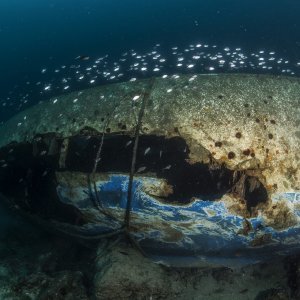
[37,271,88,300]
[255,288,289,300]
[93,238,293,300]
[93,241,179,299]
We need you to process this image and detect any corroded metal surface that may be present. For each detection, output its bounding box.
[0,74,299,193]
[55,172,300,266]
[0,73,299,266]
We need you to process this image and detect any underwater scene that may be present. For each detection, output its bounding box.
[0,0,300,299]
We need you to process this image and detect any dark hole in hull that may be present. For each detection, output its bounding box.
[0,136,85,225]
[65,134,268,207]
[0,132,268,224]
[66,134,234,203]
[244,176,268,210]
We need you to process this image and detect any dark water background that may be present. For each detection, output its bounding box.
[1,0,300,121]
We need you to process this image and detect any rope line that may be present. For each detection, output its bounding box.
[84,78,155,254]
[124,78,155,230]
[89,103,119,221]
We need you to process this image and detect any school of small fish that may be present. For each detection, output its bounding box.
[1,41,300,126]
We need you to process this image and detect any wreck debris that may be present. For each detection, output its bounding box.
[263,200,299,230]
[250,233,273,247]
[59,138,69,169]
[237,219,253,236]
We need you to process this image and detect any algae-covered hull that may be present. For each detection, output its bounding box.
[0,73,299,267]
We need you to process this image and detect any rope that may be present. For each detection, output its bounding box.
[92,117,109,176]
[85,78,155,254]
[89,104,119,221]
[124,78,155,230]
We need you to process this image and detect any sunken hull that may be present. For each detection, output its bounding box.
[0,73,299,267]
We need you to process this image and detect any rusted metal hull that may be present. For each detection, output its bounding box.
[0,73,299,267]
[54,172,300,267]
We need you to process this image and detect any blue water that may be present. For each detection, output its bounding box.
[1,2,300,297]
[1,0,300,121]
